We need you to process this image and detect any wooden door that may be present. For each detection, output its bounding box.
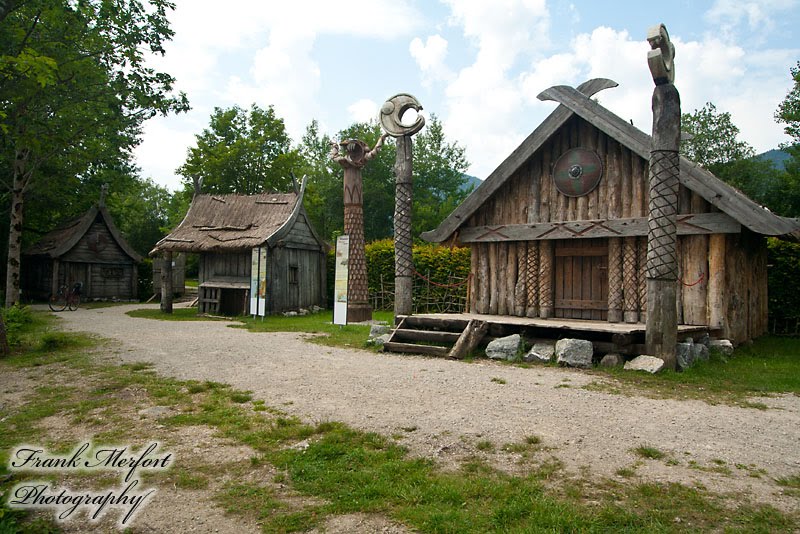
[554,239,608,320]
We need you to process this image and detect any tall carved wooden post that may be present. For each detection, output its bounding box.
[380,94,425,318]
[331,136,386,322]
[645,24,680,369]
[160,251,173,314]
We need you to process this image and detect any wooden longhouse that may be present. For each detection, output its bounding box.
[22,197,142,301]
[150,177,327,316]
[419,79,800,346]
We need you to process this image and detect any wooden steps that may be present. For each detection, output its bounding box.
[383,315,487,359]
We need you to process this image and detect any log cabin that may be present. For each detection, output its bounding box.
[421,79,800,345]
[150,177,327,316]
[23,193,142,301]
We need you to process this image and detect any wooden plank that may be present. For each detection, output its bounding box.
[392,329,461,343]
[383,342,449,357]
[707,233,726,328]
[681,235,708,325]
[488,243,498,314]
[555,299,608,309]
[555,246,609,257]
[459,212,740,242]
[448,320,489,359]
[404,315,470,331]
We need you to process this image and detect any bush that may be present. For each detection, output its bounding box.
[1,304,33,347]
[768,238,800,333]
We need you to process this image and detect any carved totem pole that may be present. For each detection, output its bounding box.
[645,24,680,369]
[331,136,386,322]
[380,94,425,317]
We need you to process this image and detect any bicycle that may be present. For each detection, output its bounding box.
[48,282,83,311]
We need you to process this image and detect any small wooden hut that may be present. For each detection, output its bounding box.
[421,79,800,345]
[150,177,326,316]
[23,195,142,301]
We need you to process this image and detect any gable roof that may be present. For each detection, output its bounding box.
[422,79,800,243]
[24,205,143,262]
[150,176,321,255]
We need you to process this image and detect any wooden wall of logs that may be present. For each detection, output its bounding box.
[462,115,767,341]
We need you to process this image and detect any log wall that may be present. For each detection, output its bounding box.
[461,115,767,340]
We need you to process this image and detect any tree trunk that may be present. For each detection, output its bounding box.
[5,149,29,307]
[0,315,10,356]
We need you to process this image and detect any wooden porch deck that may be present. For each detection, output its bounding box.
[383,313,709,358]
[410,312,709,336]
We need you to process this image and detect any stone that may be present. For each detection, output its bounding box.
[676,341,694,370]
[283,311,298,317]
[310,305,323,313]
[624,355,664,373]
[486,334,522,361]
[709,339,734,356]
[373,334,391,347]
[691,342,709,362]
[298,308,309,316]
[369,324,390,338]
[697,333,710,347]
[524,342,554,363]
[599,353,624,367]
[555,338,594,369]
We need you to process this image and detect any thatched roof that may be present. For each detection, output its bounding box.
[151,177,316,255]
[24,205,142,262]
[422,79,800,243]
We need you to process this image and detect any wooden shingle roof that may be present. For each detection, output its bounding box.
[422,79,800,243]
[24,206,142,262]
[151,176,319,254]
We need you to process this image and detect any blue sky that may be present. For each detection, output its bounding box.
[137,0,800,191]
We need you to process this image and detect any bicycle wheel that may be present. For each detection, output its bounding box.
[68,293,81,311]
[48,289,68,311]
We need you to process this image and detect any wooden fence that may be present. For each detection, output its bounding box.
[370,270,469,314]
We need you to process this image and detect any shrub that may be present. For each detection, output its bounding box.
[767,238,800,333]
[1,304,33,347]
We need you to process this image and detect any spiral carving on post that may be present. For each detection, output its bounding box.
[638,238,647,319]
[344,204,368,305]
[608,239,623,321]
[514,242,527,315]
[538,242,553,316]
[526,241,539,316]
[623,237,639,322]
[645,150,679,281]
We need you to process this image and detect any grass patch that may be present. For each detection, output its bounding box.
[127,307,228,321]
[490,377,507,384]
[587,336,800,406]
[633,445,667,460]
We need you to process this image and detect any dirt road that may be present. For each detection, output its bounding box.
[56,303,800,512]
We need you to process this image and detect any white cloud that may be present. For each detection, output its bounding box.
[347,99,378,124]
[410,35,452,85]
[705,0,797,35]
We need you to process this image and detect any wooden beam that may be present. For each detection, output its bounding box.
[459,213,740,243]
[448,319,488,360]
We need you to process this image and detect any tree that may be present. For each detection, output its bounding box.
[296,120,341,241]
[411,115,470,236]
[177,104,301,195]
[776,61,800,143]
[0,0,189,306]
[680,103,754,169]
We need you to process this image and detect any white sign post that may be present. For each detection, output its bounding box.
[250,247,267,316]
[333,235,350,325]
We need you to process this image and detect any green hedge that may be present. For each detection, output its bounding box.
[768,238,800,333]
[327,239,471,312]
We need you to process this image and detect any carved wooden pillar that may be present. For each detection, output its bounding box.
[607,238,623,322]
[332,137,386,323]
[645,24,680,369]
[514,242,527,317]
[638,237,647,322]
[525,241,539,318]
[160,251,173,314]
[538,240,554,318]
[381,93,425,318]
[623,236,640,323]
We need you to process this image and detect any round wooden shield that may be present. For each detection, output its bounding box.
[552,148,603,197]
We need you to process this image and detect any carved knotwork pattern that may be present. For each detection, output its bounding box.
[646,150,679,280]
[608,239,623,313]
[344,204,368,305]
[394,180,413,277]
[526,241,539,311]
[638,237,647,315]
[514,243,527,312]
[623,237,639,313]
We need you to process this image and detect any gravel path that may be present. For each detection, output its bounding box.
[55,303,800,510]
